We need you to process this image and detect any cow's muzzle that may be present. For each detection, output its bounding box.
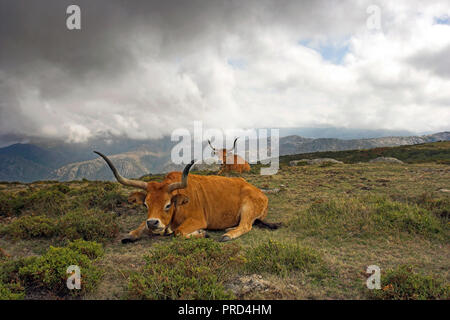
[146,218,164,231]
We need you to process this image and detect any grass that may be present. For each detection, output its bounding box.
[127,238,242,299]
[281,141,450,165]
[0,141,449,299]
[245,239,327,279]
[368,265,449,300]
[290,196,446,241]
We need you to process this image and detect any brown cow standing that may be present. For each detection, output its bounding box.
[94,151,278,243]
[208,137,251,175]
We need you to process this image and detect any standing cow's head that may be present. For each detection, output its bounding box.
[208,137,238,164]
[94,151,194,234]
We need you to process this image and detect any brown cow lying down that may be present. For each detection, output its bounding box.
[94,151,279,243]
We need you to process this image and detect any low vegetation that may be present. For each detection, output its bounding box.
[127,238,242,300]
[368,265,449,300]
[58,209,119,242]
[1,209,119,242]
[291,196,446,241]
[0,141,448,299]
[0,240,104,298]
[281,141,450,165]
[245,239,327,279]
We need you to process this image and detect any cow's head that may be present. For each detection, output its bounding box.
[208,137,238,163]
[94,151,194,234]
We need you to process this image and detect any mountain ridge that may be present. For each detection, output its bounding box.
[0,131,448,182]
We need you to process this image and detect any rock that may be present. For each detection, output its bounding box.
[191,157,221,172]
[289,160,309,166]
[290,158,343,166]
[226,274,276,298]
[261,188,280,194]
[369,157,404,164]
[226,274,300,299]
[439,189,450,193]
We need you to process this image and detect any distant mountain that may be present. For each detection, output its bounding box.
[278,127,416,139]
[278,132,450,155]
[51,148,168,181]
[0,137,175,182]
[0,131,448,182]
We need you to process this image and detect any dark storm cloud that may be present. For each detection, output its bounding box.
[0,0,449,143]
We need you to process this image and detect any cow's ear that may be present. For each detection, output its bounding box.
[128,191,147,206]
[171,194,189,207]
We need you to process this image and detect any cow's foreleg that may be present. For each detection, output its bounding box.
[174,218,208,238]
[220,203,255,241]
[121,221,148,244]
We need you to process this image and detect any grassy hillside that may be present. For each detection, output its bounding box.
[281,141,450,165]
[0,142,449,300]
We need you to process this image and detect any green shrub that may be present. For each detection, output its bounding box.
[0,192,29,216]
[291,196,445,240]
[127,238,243,300]
[0,282,24,300]
[0,256,34,300]
[18,241,104,296]
[1,209,118,242]
[0,215,58,239]
[59,208,119,242]
[0,186,69,216]
[66,239,104,259]
[69,182,127,211]
[412,193,450,221]
[245,239,326,278]
[369,265,449,300]
[22,188,68,215]
[372,198,443,238]
[319,161,337,167]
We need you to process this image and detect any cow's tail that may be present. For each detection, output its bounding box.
[253,219,282,230]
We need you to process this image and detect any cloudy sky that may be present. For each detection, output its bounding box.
[0,0,449,145]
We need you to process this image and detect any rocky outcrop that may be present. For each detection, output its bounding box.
[225,274,277,298]
[290,158,343,166]
[50,149,168,181]
[369,157,404,164]
[225,274,299,299]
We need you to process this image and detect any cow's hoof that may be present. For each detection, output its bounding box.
[220,235,231,242]
[121,236,136,244]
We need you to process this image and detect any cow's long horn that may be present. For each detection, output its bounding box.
[94,151,148,190]
[232,137,239,152]
[207,139,216,151]
[167,160,195,193]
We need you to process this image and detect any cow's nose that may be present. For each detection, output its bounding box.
[146,219,159,229]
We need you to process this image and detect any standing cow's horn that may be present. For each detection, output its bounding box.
[94,151,148,190]
[167,160,195,193]
[207,139,216,151]
[232,137,239,152]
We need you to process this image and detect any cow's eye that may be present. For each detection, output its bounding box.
[164,203,171,211]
